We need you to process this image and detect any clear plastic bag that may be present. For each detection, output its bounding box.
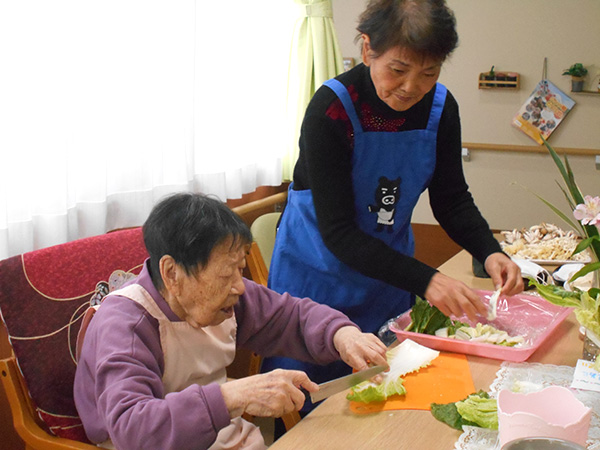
[378,315,400,346]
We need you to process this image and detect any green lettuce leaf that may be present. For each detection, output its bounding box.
[431,390,497,430]
[455,394,498,430]
[430,401,479,430]
[526,278,582,308]
[346,377,406,403]
[346,340,438,403]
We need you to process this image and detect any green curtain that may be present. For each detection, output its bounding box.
[283,0,345,181]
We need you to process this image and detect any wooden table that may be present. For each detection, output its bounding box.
[269,250,582,449]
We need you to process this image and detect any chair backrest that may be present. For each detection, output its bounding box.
[0,228,148,445]
[0,214,299,447]
[0,356,98,449]
[250,212,281,271]
[245,242,269,288]
[245,215,301,431]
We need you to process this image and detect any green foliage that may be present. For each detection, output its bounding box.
[541,137,600,263]
[562,63,588,77]
[515,181,581,233]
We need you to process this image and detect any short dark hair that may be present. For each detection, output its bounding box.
[142,192,252,290]
[357,0,458,62]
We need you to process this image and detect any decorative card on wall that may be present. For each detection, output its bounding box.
[511,79,575,145]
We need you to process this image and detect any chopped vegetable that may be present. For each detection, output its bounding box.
[431,390,497,430]
[407,297,523,347]
[438,323,524,347]
[347,339,439,403]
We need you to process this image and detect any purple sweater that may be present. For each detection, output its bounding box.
[74,261,356,450]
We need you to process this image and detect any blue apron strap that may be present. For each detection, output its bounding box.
[323,79,363,133]
[426,83,447,132]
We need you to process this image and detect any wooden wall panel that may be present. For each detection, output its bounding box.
[412,223,462,269]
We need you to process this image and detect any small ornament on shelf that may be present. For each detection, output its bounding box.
[478,66,519,90]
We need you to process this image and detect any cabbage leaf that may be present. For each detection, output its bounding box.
[346,377,406,403]
[431,390,497,430]
[455,394,498,429]
[347,339,439,403]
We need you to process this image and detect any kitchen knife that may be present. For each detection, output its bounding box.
[310,365,386,403]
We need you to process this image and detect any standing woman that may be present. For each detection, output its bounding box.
[265,0,523,407]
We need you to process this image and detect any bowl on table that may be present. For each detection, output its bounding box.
[497,386,591,448]
[502,437,586,450]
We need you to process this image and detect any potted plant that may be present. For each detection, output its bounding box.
[562,63,588,92]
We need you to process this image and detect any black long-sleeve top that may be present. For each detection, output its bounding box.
[290,63,501,298]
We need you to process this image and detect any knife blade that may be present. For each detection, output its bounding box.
[310,365,386,403]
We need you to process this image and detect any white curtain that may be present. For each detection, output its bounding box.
[283,0,345,180]
[0,1,295,259]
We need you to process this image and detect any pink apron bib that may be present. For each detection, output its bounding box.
[99,284,266,450]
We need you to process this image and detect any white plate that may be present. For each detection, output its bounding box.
[500,241,591,265]
[529,258,591,265]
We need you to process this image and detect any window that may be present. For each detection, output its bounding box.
[0,1,295,258]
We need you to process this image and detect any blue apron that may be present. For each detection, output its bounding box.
[263,79,447,408]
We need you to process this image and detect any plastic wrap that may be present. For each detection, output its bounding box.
[390,290,572,362]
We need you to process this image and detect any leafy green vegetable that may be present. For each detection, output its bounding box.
[528,277,600,337]
[346,377,406,403]
[347,340,439,403]
[431,401,479,430]
[527,278,583,308]
[455,394,498,430]
[529,276,600,370]
[405,297,466,334]
[406,297,525,346]
[431,390,496,430]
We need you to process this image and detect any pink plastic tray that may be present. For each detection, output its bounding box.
[390,290,572,362]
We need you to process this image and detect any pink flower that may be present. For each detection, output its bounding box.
[574,195,600,226]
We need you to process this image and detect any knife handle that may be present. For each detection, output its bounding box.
[299,387,312,402]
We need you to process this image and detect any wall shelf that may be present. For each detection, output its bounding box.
[572,90,600,95]
[478,72,520,90]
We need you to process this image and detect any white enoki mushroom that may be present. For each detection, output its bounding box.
[500,223,589,261]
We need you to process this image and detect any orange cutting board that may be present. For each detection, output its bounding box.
[350,352,475,414]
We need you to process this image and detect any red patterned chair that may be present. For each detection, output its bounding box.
[0,215,299,449]
[0,228,148,449]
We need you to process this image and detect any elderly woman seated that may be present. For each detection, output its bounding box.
[74,193,388,450]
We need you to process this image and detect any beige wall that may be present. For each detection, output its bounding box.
[332,0,600,231]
